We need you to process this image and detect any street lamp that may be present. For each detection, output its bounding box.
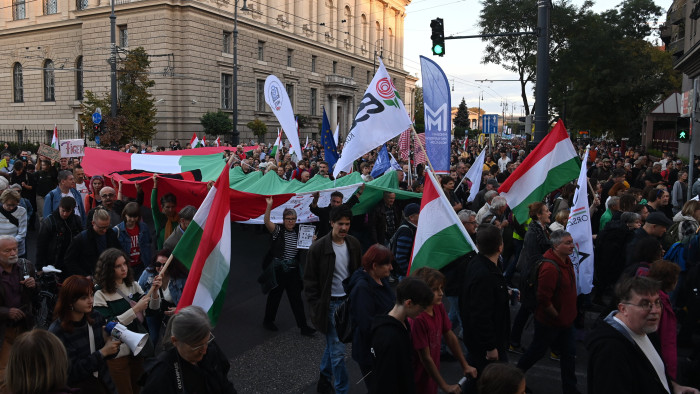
[110,0,117,119]
[232,0,249,146]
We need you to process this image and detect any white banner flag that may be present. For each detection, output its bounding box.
[332,59,412,177]
[265,75,302,159]
[333,124,339,146]
[464,148,486,202]
[566,147,595,295]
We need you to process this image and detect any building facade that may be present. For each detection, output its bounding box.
[0,0,414,146]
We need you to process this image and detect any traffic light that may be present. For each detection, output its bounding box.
[430,18,445,56]
[677,117,689,142]
[93,123,100,135]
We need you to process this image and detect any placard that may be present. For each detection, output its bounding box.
[37,144,61,162]
[296,225,316,249]
[59,139,85,158]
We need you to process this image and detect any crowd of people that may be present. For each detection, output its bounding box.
[0,135,699,394]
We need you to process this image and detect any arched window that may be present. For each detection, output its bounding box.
[388,28,394,62]
[344,6,352,36]
[376,21,382,49]
[361,14,368,44]
[75,56,83,101]
[13,63,23,103]
[44,59,55,102]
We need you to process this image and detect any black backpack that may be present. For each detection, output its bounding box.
[520,258,562,308]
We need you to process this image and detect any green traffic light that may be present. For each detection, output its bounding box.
[680,131,686,139]
[433,44,444,55]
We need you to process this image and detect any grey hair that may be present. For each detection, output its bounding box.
[550,230,571,246]
[0,235,17,244]
[92,208,110,223]
[621,212,641,225]
[484,190,498,203]
[162,306,211,350]
[457,209,476,222]
[282,208,297,219]
[490,196,507,211]
[606,196,620,209]
[179,205,197,221]
[57,170,73,182]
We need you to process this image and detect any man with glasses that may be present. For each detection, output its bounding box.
[516,230,581,394]
[586,276,699,394]
[64,208,120,278]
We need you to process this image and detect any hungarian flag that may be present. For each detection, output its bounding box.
[173,160,232,324]
[498,119,580,223]
[463,137,468,152]
[51,125,59,149]
[215,137,221,147]
[189,133,200,148]
[408,169,477,273]
[201,135,207,147]
[270,129,282,160]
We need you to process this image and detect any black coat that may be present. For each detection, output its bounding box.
[63,227,120,278]
[140,343,236,394]
[369,315,415,394]
[36,210,83,271]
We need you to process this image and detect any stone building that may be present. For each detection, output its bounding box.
[0,0,415,146]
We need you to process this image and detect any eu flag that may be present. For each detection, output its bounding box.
[321,107,339,171]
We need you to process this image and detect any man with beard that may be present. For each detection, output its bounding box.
[586,277,699,394]
[0,236,37,385]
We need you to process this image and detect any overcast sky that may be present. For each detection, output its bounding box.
[402,0,673,116]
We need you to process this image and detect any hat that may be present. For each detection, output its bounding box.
[486,178,500,187]
[646,212,672,228]
[603,158,611,162]
[404,203,420,217]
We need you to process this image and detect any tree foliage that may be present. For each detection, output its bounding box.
[247,118,268,142]
[414,87,424,132]
[200,111,233,136]
[454,98,471,130]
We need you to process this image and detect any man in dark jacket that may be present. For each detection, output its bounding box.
[36,197,82,271]
[369,277,434,394]
[391,203,419,277]
[586,276,699,394]
[304,206,362,394]
[368,191,402,246]
[460,224,511,392]
[516,230,580,394]
[63,208,120,278]
[309,185,363,238]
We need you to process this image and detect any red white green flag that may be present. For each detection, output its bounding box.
[498,119,580,223]
[408,169,477,273]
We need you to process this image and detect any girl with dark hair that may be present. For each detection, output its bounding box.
[49,275,119,393]
[138,250,189,342]
[94,248,161,394]
[84,175,104,211]
[114,201,152,278]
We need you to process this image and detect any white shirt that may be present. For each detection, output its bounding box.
[75,182,89,199]
[61,192,80,216]
[331,241,349,297]
[613,316,670,393]
[498,156,511,173]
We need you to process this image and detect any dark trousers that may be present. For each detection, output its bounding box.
[510,304,534,346]
[464,346,508,393]
[516,320,578,394]
[264,268,307,328]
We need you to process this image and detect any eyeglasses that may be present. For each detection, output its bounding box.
[188,333,215,352]
[622,299,663,311]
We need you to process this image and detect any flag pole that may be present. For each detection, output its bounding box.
[410,125,436,176]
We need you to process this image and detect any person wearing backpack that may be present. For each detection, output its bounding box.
[516,230,580,394]
[671,200,700,244]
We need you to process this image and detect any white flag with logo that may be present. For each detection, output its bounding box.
[566,147,594,295]
[332,59,412,177]
[465,148,486,202]
[265,75,302,159]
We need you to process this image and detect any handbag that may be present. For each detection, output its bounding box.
[333,299,354,344]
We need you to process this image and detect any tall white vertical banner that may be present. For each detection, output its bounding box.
[566,147,594,295]
[265,75,302,159]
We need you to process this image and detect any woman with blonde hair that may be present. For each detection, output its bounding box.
[0,189,27,258]
[549,209,570,233]
[5,329,72,394]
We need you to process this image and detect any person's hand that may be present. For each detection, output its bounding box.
[20,276,35,288]
[311,191,320,199]
[442,383,462,394]
[152,174,158,187]
[357,184,365,195]
[151,275,163,292]
[99,336,121,357]
[500,220,509,229]
[132,296,150,314]
[454,203,463,211]
[8,308,25,321]
[134,182,142,192]
[485,348,498,361]
[206,180,215,191]
[266,196,274,207]
[164,306,177,316]
[464,364,478,379]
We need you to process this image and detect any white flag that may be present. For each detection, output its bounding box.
[566,147,595,295]
[265,75,302,159]
[333,124,339,146]
[332,59,412,177]
[464,148,486,203]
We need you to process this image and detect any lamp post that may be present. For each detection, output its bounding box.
[110,0,117,119]
[232,0,249,146]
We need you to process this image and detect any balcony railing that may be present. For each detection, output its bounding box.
[325,75,356,86]
[669,38,686,55]
[669,3,686,25]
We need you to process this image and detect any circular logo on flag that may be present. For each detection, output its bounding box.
[376,78,395,100]
[270,82,283,110]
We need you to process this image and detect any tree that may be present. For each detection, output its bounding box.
[453,98,470,139]
[79,47,158,145]
[414,87,424,132]
[200,111,233,136]
[247,118,268,142]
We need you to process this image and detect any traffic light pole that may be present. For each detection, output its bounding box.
[533,0,551,145]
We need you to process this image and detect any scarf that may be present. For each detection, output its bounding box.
[164,214,180,241]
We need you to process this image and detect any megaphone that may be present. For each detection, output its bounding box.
[105,322,149,356]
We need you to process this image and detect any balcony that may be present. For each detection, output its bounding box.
[325,75,356,88]
[660,23,671,42]
[669,38,686,55]
[669,3,686,25]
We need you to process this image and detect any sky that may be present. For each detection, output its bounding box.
[402,0,674,116]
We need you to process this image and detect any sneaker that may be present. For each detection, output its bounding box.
[263,321,278,331]
[550,351,560,361]
[316,373,333,394]
[301,326,317,337]
[508,344,526,354]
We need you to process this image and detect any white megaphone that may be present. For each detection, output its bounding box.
[105,321,149,356]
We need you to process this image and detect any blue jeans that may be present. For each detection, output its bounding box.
[516,320,578,394]
[320,299,349,394]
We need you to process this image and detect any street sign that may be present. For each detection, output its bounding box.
[481,114,499,134]
[92,112,102,124]
[95,135,101,145]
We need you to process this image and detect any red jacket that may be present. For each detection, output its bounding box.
[535,249,577,327]
[658,290,677,379]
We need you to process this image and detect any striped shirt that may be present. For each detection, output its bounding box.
[272,225,299,261]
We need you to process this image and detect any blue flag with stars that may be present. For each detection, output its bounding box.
[321,107,339,171]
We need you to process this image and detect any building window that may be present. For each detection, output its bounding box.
[257,41,265,61]
[76,0,88,10]
[223,31,231,53]
[44,60,55,102]
[221,73,232,109]
[286,83,295,108]
[310,88,317,116]
[311,55,317,72]
[119,25,128,47]
[351,66,355,78]
[76,56,84,101]
[366,70,370,84]
[332,61,338,74]
[44,0,58,15]
[287,49,293,67]
[13,0,26,20]
[256,79,266,112]
[13,63,23,103]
